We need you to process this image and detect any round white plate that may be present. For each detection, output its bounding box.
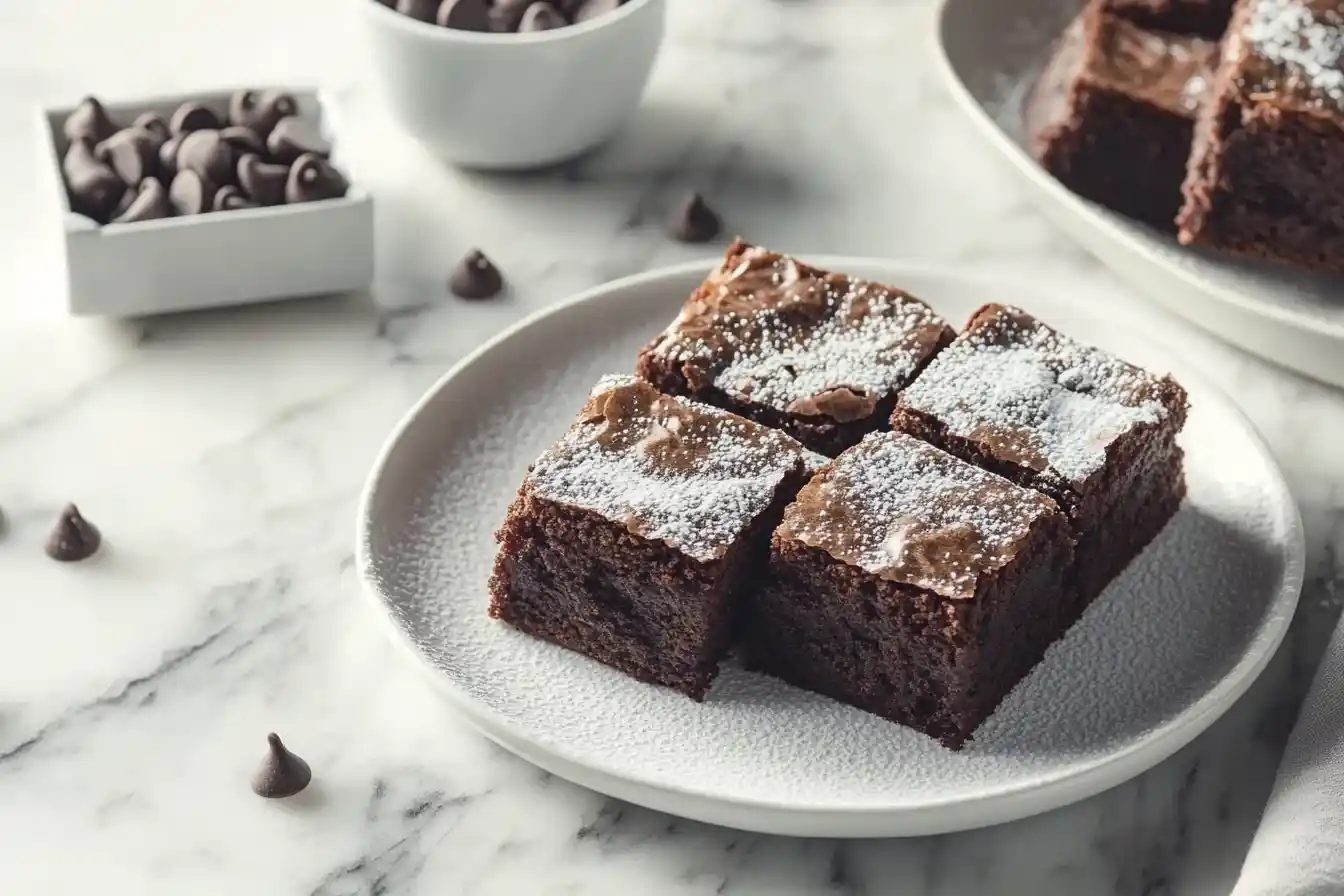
[356,259,1304,838]
[935,0,1344,389]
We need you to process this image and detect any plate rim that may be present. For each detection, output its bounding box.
[355,257,1306,837]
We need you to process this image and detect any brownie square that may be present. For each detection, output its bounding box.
[488,376,815,700]
[1178,0,1344,272]
[1104,0,1236,37]
[746,432,1074,749]
[636,240,955,457]
[1027,2,1219,230]
[892,304,1188,604]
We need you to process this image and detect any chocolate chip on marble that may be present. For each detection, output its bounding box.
[176,130,235,186]
[572,0,624,22]
[437,0,492,30]
[219,125,267,157]
[212,184,257,212]
[237,153,290,207]
[266,117,331,166]
[45,504,101,562]
[132,112,171,142]
[169,169,217,216]
[63,96,117,145]
[449,248,504,299]
[519,2,567,31]
[111,178,172,223]
[396,0,440,21]
[63,140,126,222]
[169,102,221,136]
[250,733,312,799]
[285,153,349,204]
[668,192,722,243]
[228,89,297,140]
[96,128,159,187]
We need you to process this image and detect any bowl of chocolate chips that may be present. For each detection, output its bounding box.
[357,0,665,169]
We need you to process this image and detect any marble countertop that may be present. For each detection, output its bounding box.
[3,0,1343,892]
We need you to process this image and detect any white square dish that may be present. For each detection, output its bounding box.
[38,88,374,318]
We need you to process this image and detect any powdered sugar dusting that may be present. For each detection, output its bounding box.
[1242,0,1344,105]
[779,433,1058,599]
[528,378,808,563]
[900,306,1173,487]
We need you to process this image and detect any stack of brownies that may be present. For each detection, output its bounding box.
[1028,0,1344,273]
[488,241,1189,749]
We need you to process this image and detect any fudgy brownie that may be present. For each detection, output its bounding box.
[892,304,1188,603]
[1027,2,1219,230]
[746,432,1074,749]
[636,240,955,457]
[488,376,815,700]
[1105,0,1236,37]
[1178,0,1344,272]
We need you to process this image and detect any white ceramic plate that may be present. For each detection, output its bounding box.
[356,259,1303,838]
[934,0,1344,389]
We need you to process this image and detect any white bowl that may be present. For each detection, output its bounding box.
[353,0,666,170]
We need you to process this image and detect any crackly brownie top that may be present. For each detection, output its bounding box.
[641,241,952,424]
[776,433,1058,600]
[527,376,816,563]
[898,305,1184,489]
[1230,0,1344,112]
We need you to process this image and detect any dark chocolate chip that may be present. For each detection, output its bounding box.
[572,0,624,22]
[251,733,312,799]
[266,117,331,166]
[111,178,172,224]
[437,0,492,30]
[45,504,101,562]
[212,184,257,212]
[519,2,567,31]
[169,169,217,216]
[63,140,126,222]
[219,125,267,157]
[158,133,184,177]
[237,153,290,207]
[285,153,349,204]
[490,0,534,30]
[96,128,159,187]
[132,112,171,142]
[396,0,439,21]
[176,130,235,186]
[63,96,117,145]
[228,89,298,140]
[449,248,504,299]
[169,102,221,136]
[669,192,722,243]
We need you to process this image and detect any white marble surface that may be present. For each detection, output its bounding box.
[2,0,1342,892]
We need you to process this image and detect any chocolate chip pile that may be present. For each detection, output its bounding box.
[61,91,350,225]
[382,0,628,33]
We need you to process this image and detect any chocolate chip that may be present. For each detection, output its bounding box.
[45,504,101,562]
[250,733,312,799]
[169,102,221,136]
[228,89,297,140]
[176,130,235,186]
[396,0,439,21]
[110,186,136,220]
[490,0,535,30]
[219,125,266,157]
[96,128,159,187]
[266,117,331,166]
[669,192,722,243]
[519,2,567,30]
[158,133,184,177]
[212,184,257,212]
[237,153,289,207]
[285,153,349,204]
[169,169,217,216]
[63,140,126,222]
[111,178,172,224]
[449,249,504,299]
[437,0,492,30]
[63,96,117,145]
[572,0,624,22]
[132,112,171,143]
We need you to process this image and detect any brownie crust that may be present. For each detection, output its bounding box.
[1104,0,1236,37]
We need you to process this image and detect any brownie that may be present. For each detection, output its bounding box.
[892,304,1188,604]
[746,432,1074,749]
[1178,0,1344,272]
[635,240,955,457]
[1104,0,1236,37]
[488,375,816,700]
[1027,3,1219,230]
